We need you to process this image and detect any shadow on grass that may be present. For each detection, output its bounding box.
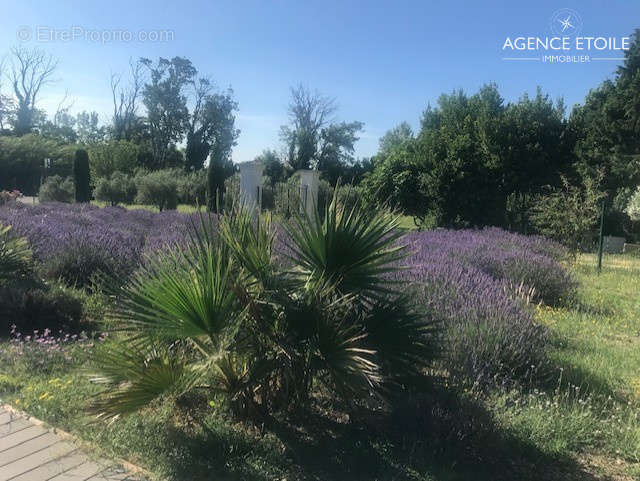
[150,382,604,481]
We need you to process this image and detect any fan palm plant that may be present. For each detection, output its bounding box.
[91,197,438,421]
[0,224,32,284]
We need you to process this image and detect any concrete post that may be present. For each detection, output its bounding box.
[297,169,319,217]
[238,161,264,210]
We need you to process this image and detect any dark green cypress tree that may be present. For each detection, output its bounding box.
[73,149,91,203]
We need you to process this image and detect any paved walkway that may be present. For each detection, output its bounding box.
[0,407,148,481]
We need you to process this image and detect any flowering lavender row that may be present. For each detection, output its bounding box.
[0,202,193,286]
[403,227,575,306]
[397,227,573,385]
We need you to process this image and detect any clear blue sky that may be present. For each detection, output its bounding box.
[0,0,637,162]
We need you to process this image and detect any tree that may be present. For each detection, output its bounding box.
[110,60,145,142]
[186,83,239,172]
[207,144,236,212]
[134,169,179,211]
[76,111,106,144]
[95,172,136,206]
[572,29,640,198]
[255,149,285,186]
[377,121,414,157]
[8,46,58,136]
[625,186,640,221]
[415,85,507,227]
[73,149,91,202]
[500,89,573,231]
[88,140,143,179]
[0,60,15,132]
[280,85,337,170]
[140,57,196,169]
[530,175,605,257]
[316,120,364,185]
[361,144,430,226]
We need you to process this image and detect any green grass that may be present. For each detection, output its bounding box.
[1,254,640,480]
[91,201,200,213]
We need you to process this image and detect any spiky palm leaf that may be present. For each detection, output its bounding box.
[284,194,406,299]
[0,224,32,283]
[89,343,200,421]
[363,295,441,388]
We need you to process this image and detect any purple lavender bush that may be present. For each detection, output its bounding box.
[0,202,192,287]
[397,227,564,386]
[404,228,575,306]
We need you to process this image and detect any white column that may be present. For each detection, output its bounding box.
[297,169,319,217]
[238,161,264,209]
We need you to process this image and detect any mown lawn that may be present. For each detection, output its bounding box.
[1,253,639,480]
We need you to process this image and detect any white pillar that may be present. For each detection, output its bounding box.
[297,169,319,217]
[238,161,264,209]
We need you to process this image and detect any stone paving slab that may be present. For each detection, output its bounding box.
[0,408,150,481]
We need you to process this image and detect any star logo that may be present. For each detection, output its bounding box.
[550,8,583,37]
[558,16,574,32]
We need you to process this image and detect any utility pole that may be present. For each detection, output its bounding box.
[597,199,606,274]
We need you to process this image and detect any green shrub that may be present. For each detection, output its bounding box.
[95,172,137,206]
[531,176,605,256]
[39,175,75,203]
[177,170,207,205]
[0,134,75,195]
[73,149,91,202]
[134,169,179,211]
[88,140,144,179]
[90,199,438,421]
[0,283,87,335]
[625,186,640,221]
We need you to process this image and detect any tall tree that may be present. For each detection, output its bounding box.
[76,111,106,144]
[316,120,364,185]
[205,94,240,212]
[185,79,239,172]
[280,85,337,170]
[0,59,15,132]
[110,60,144,142]
[140,56,195,168]
[9,46,58,136]
[572,29,640,198]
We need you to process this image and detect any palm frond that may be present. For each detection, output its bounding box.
[363,294,441,387]
[284,193,406,299]
[89,342,201,421]
[107,230,243,351]
[0,224,32,283]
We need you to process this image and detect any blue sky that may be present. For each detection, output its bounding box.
[0,1,637,162]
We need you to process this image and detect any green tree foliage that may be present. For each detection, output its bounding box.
[361,146,430,226]
[625,186,640,221]
[73,149,91,202]
[134,169,179,211]
[280,85,363,183]
[140,57,196,168]
[185,80,239,172]
[39,175,74,203]
[0,134,74,195]
[207,145,236,212]
[255,149,286,186]
[377,121,414,157]
[177,170,207,205]
[364,84,572,228]
[530,175,605,256]
[88,140,145,179]
[572,29,640,198]
[94,171,137,206]
[90,199,438,421]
